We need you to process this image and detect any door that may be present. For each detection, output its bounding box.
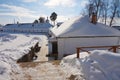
[52,42,58,54]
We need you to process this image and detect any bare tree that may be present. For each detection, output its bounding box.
[88,4,94,17]
[109,0,120,26]
[87,0,104,21]
[100,1,109,24]
[104,2,109,25]
[39,17,45,23]
[50,12,57,26]
[33,20,38,24]
[85,0,120,26]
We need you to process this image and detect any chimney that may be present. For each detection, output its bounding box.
[91,12,97,24]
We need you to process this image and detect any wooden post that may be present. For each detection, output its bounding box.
[113,46,117,53]
[77,48,80,58]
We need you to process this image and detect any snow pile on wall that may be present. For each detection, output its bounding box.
[0,33,42,79]
[61,50,120,80]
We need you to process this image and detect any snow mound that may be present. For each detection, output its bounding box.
[0,33,43,79]
[0,53,21,80]
[61,50,120,80]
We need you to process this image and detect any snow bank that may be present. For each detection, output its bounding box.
[0,33,43,79]
[61,50,120,80]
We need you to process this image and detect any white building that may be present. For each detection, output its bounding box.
[2,22,52,33]
[49,15,120,59]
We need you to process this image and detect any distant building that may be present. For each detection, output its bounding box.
[2,22,52,33]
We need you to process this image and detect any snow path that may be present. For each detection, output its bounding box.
[35,35,49,61]
[17,61,69,80]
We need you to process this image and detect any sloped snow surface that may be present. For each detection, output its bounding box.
[61,50,120,80]
[51,16,120,37]
[0,33,42,80]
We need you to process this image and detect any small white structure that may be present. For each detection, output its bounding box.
[49,15,120,59]
[2,22,52,33]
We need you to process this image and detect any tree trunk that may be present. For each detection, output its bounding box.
[109,7,117,26]
[54,21,55,26]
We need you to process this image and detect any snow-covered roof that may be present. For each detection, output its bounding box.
[4,22,52,29]
[51,15,120,38]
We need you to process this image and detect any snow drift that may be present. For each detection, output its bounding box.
[61,50,120,80]
[0,33,42,79]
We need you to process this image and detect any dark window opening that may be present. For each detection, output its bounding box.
[52,42,58,54]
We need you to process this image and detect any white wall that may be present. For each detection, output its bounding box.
[58,37,120,59]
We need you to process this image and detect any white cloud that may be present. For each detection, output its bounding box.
[57,15,69,22]
[0,4,34,13]
[0,4,38,18]
[80,0,88,8]
[22,0,38,3]
[0,12,38,18]
[56,15,74,22]
[44,0,76,7]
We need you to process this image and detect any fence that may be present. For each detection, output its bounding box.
[76,45,120,58]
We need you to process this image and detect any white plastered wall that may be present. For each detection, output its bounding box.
[58,37,120,59]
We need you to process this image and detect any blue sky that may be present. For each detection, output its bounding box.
[0,0,88,25]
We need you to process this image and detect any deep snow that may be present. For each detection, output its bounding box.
[61,50,120,80]
[0,32,43,80]
[1,32,120,80]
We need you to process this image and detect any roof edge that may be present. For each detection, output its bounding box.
[56,36,120,39]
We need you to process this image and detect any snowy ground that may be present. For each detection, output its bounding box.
[17,61,68,80]
[1,32,120,80]
[0,32,80,80]
[35,35,49,61]
[61,50,120,80]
